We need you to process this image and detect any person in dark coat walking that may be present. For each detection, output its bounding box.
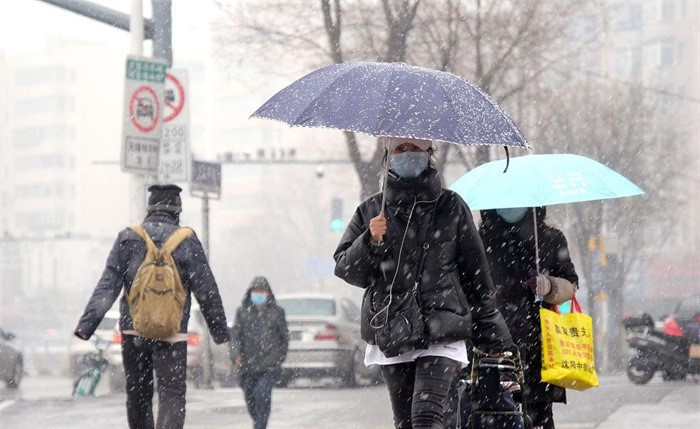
[74,184,230,429]
[230,276,289,429]
[479,207,578,429]
[334,137,513,429]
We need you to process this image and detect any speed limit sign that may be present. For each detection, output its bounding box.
[158,69,191,183]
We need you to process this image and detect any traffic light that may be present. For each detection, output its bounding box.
[330,198,344,233]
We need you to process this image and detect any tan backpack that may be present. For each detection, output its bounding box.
[128,225,193,339]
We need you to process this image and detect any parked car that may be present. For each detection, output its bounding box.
[68,310,124,392]
[0,327,23,388]
[188,306,235,388]
[275,293,382,387]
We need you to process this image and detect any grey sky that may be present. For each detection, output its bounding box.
[0,0,212,55]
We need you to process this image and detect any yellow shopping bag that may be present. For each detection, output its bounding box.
[540,296,599,391]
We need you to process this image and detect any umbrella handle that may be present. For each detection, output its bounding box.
[377,153,389,246]
[533,207,544,303]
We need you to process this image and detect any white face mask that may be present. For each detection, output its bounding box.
[497,207,528,224]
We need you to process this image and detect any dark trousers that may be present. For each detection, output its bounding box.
[528,401,555,429]
[121,335,187,429]
[240,371,275,429]
[381,356,459,429]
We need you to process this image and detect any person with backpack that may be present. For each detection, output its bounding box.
[334,137,513,429]
[230,276,289,429]
[74,184,230,429]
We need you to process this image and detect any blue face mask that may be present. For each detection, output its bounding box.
[497,207,528,224]
[250,292,268,306]
[390,152,429,179]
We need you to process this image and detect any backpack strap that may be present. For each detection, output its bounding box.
[129,225,158,254]
[161,227,194,255]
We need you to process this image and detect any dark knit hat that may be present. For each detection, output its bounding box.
[147,184,182,214]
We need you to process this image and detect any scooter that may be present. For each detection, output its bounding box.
[622,313,700,385]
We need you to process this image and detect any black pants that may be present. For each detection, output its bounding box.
[381,356,459,429]
[239,371,275,429]
[121,335,187,429]
[528,401,555,429]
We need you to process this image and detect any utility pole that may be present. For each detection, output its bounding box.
[129,0,146,223]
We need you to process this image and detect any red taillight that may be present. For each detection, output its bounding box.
[188,333,201,346]
[663,316,683,337]
[314,324,341,341]
[111,332,123,344]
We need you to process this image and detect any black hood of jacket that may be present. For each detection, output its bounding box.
[241,276,278,307]
[384,167,442,207]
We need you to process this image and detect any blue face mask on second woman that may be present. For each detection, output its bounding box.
[496,207,528,224]
[390,152,429,179]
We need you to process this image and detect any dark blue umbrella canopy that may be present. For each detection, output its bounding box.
[251,62,529,148]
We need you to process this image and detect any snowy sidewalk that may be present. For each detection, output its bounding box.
[596,383,700,428]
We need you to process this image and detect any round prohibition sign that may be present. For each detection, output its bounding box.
[129,85,160,133]
[164,72,185,123]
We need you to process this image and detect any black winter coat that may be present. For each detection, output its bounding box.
[480,208,579,403]
[334,169,513,353]
[75,212,230,344]
[230,281,289,375]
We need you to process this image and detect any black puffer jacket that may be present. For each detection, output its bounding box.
[75,212,230,344]
[480,208,579,403]
[230,277,289,375]
[334,168,513,353]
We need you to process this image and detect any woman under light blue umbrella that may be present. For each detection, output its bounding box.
[450,153,643,428]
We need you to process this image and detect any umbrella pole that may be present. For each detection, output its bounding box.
[533,207,544,303]
[380,155,388,215]
[533,207,540,273]
[378,152,389,245]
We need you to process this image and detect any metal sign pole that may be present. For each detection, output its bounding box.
[202,194,209,257]
[189,159,221,389]
[201,192,214,389]
[128,0,147,223]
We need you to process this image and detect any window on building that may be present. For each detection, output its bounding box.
[15,96,71,116]
[660,1,674,22]
[14,184,56,199]
[676,42,685,65]
[12,125,67,147]
[613,4,643,30]
[660,40,674,67]
[615,49,633,77]
[570,15,598,42]
[14,154,66,170]
[15,66,66,86]
[631,47,642,78]
[16,210,65,230]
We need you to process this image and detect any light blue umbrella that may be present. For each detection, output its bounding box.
[450,153,644,301]
[450,153,644,210]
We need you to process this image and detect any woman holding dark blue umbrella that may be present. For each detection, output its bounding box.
[334,137,513,429]
[479,207,578,429]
